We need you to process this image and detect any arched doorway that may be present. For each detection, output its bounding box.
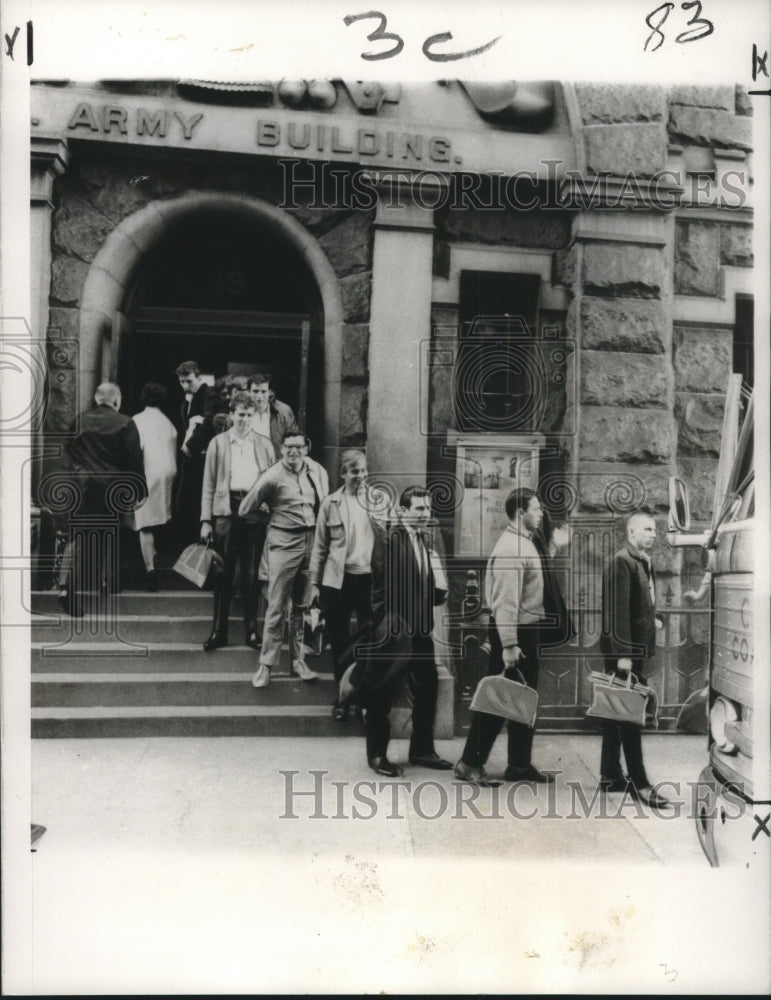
[79,193,344,472]
[120,206,323,450]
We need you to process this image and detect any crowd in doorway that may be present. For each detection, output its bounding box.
[55,362,673,803]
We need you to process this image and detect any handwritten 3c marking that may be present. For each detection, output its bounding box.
[344,11,501,62]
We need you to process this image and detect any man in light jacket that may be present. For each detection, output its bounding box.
[247,373,298,458]
[239,429,329,687]
[199,392,275,652]
[308,450,380,721]
[455,487,553,786]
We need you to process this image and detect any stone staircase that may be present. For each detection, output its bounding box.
[31,577,455,739]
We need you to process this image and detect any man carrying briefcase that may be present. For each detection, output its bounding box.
[598,511,672,810]
[455,488,554,787]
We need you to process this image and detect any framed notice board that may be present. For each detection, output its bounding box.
[448,433,544,557]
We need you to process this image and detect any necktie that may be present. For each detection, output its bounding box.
[415,530,429,577]
[306,469,321,520]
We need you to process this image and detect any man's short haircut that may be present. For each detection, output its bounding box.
[94,381,121,406]
[229,390,256,413]
[626,511,656,537]
[400,485,431,509]
[281,427,308,446]
[140,382,165,408]
[231,375,249,391]
[340,449,366,475]
[248,372,272,389]
[504,487,537,521]
[175,360,200,378]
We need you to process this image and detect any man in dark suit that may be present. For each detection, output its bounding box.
[175,360,226,541]
[599,512,671,809]
[57,381,146,613]
[356,486,452,777]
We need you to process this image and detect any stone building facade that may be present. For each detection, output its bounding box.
[30,79,754,728]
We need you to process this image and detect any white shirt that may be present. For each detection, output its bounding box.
[404,524,429,577]
[251,409,271,440]
[229,431,260,492]
[343,492,374,574]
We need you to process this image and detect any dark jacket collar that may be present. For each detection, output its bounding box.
[625,542,653,571]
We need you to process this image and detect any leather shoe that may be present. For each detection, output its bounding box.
[454,761,502,787]
[632,784,673,810]
[332,703,350,722]
[409,753,453,770]
[246,631,261,650]
[58,586,84,618]
[368,756,404,778]
[599,777,631,794]
[504,764,555,784]
[203,631,227,652]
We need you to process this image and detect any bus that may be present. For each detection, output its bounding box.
[668,379,768,866]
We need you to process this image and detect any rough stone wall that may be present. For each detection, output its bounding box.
[44,147,374,446]
[667,84,753,522]
[668,85,752,151]
[558,81,753,716]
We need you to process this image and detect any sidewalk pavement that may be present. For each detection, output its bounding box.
[31,732,710,864]
[28,732,761,995]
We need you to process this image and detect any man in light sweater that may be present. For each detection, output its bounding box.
[455,487,553,786]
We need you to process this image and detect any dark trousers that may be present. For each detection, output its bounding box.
[461,620,543,770]
[210,494,265,639]
[362,632,439,761]
[58,483,120,612]
[599,658,650,788]
[321,573,373,684]
[176,453,206,542]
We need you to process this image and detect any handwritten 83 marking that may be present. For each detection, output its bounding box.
[343,11,501,62]
[644,1,714,52]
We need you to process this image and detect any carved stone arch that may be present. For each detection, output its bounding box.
[78,191,344,471]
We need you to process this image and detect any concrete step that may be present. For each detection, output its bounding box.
[31,704,366,739]
[32,672,337,707]
[32,590,236,617]
[32,616,266,644]
[31,643,330,672]
[31,665,455,738]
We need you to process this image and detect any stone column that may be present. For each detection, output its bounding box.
[31,134,69,500]
[562,83,687,714]
[31,135,68,341]
[366,173,437,493]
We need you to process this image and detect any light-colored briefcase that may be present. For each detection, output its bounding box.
[586,671,657,727]
[469,674,538,727]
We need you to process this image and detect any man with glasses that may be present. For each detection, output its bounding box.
[239,429,328,687]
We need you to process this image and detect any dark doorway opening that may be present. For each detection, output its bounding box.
[118,208,324,445]
[113,208,325,585]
